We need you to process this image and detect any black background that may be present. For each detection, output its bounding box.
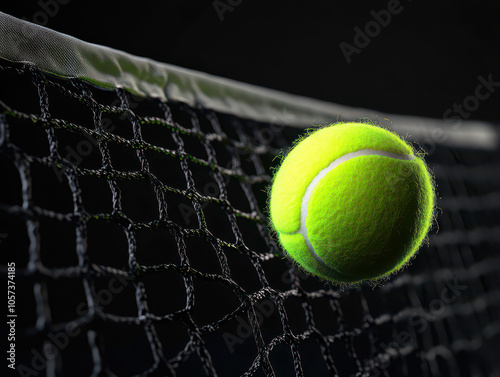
[1,0,500,122]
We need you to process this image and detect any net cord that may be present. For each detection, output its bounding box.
[0,11,498,150]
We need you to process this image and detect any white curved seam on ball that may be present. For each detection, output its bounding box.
[299,149,415,270]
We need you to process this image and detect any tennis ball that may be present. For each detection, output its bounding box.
[269,122,435,284]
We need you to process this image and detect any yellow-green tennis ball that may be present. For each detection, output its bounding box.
[269,122,435,284]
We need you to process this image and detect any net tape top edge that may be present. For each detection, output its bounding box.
[0,11,497,150]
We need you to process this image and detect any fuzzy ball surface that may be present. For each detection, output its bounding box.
[269,122,435,284]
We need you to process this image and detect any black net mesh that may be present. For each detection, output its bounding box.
[1,60,500,377]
